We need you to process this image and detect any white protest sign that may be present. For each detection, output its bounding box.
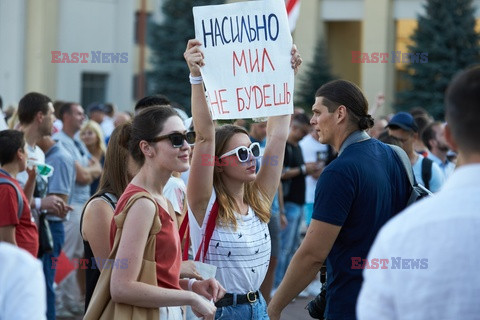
[193,0,294,120]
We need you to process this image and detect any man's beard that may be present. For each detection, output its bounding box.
[437,141,449,153]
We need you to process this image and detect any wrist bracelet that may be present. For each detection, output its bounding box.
[189,74,203,85]
[188,278,197,291]
[35,197,42,210]
[300,164,306,175]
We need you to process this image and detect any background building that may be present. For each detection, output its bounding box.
[0,0,135,110]
[292,0,480,116]
[1,0,479,115]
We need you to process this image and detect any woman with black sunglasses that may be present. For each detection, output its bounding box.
[102,106,225,320]
[184,39,302,319]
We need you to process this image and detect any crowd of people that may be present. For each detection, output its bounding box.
[0,38,479,320]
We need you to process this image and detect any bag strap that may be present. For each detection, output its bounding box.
[0,177,24,220]
[390,145,416,187]
[421,157,433,190]
[179,212,190,261]
[338,130,370,155]
[195,200,219,262]
[116,191,159,231]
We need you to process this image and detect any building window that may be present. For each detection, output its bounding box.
[81,73,108,107]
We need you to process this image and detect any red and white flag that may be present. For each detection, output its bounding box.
[285,0,301,32]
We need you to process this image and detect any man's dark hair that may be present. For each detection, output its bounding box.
[58,102,77,121]
[18,92,52,125]
[409,107,432,120]
[445,66,480,153]
[414,114,432,140]
[378,131,402,147]
[53,100,66,119]
[422,121,443,150]
[315,80,374,130]
[0,130,25,165]
[104,103,115,117]
[134,95,170,112]
[292,112,310,126]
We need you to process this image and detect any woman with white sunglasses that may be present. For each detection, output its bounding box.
[184,39,302,319]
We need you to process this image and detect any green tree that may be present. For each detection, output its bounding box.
[148,0,224,110]
[396,0,480,119]
[295,38,335,111]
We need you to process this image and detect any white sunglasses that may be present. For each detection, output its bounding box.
[219,142,261,163]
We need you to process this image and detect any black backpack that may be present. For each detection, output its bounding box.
[421,157,433,191]
[390,145,433,206]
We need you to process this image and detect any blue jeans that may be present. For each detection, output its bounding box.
[304,203,314,226]
[215,293,269,320]
[41,220,65,320]
[274,202,303,287]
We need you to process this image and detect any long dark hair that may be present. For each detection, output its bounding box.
[93,123,132,199]
[119,106,178,166]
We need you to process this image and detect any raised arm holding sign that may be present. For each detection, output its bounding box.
[185,35,301,317]
[193,0,296,120]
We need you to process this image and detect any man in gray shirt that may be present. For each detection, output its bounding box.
[37,135,75,320]
[53,102,101,317]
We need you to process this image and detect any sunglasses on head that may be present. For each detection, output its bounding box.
[219,142,261,163]
[149,131,196,148]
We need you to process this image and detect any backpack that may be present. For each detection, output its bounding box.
[0,177,24,220]
[390,145,433,206]
[421,157,433,191]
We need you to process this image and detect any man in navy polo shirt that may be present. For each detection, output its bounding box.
[269,80,410,320]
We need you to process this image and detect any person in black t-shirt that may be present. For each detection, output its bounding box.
[274,113,322,289]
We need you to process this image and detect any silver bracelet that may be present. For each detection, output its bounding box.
[189,74,203,85]
[35,197,42,210]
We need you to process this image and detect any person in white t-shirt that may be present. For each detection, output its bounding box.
[184,39,302,319]
[299,129,329,225]
[16,92,71,218]
[0,242,46,319]
[357,65,480,320]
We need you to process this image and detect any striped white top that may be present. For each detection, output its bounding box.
[189,189,271,294]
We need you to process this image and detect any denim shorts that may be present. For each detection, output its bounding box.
[215,293,269,320]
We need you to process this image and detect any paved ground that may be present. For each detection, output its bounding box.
[281,294,317,320]
[58,294,317,320]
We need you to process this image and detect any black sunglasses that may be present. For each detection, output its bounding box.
[149,131,196,148]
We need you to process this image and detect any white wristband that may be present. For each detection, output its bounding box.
[189,74,203,85]
[188,278,197,291]
[300,164,306,175]
[35,197,42,210]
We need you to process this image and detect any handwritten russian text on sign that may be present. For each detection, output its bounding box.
[193,0,293,120]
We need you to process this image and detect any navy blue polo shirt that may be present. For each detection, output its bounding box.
[313,138,409,320]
